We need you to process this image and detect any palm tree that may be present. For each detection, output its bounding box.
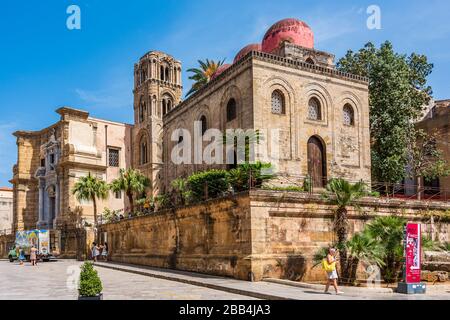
[110,168,150,214]
[365,216,406,283]
[186,59,225,96]
[72,172,109,227]
[345,231,386,284]
[322,178,367,283]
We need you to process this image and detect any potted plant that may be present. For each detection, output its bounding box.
[78,262,103,300]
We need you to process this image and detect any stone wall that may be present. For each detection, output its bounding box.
[98,190,450,282]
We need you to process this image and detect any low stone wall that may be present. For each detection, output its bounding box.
[99,190,450,282]
[99,194,253,280]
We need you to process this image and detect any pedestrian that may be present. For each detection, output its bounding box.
[101,242,108,261]
[18,247,25,266]
[323,248,344,295]
[30,245,38,266]
[91,242,100,262]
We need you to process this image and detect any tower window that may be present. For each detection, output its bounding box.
[49,154,55,164]
[226,98,237,122]
[108,148,120,167]
[308,97,322,121]
[140,137,148,165]
[114,191,122,199]
[200,115,208,136]
[271,90,285,115]
[343,104,355,126]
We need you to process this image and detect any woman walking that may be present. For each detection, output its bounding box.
[30,245,38,266]
[91,242,100,262]
[18,247,25,266]
[101,242,108,261]
[323,248,344,295]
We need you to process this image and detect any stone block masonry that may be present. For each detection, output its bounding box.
[99,190,450,282]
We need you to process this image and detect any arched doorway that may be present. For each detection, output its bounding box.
[307,136,326,188]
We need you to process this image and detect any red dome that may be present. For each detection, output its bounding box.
[233,43,262,63]
[262,18,314,53]
[211,64,231,80]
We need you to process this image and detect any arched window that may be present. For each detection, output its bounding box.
[139,101,146,123]
[271,90,285,115]
[308,97,321,121]
[226,98,237,122]
[343,104,355,126]
[160,65,165,81]
[140,136,148,165]
[165,67,170,82]
[200,115,207,136]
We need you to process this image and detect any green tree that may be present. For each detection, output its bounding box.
[110,168,150,214]
[72,172,109,227]
[408,128,450,199]
[186,59,225,96]
[365,216,406,283]
[337,41,433,185]
[322,178,368,283]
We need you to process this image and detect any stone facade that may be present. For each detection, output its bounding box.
[160,44,371,192]
[0,187,13,233]
[11,107,132,234]
[98,190,450,282]
[133,51,183,196]
[416,99,450,198]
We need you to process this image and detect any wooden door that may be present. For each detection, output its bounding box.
[307,137,325,188]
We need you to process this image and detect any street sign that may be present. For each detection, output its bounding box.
[405,223,421,283]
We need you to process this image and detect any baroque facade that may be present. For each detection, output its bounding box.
[11,108,132,231]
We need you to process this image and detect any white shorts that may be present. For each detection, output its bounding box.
[327,270,338,280]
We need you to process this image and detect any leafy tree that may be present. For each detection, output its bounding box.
[110,168,150,214]
[407,128,450,199]
[337,41,433,185]
[365,216,406,283]
[186,59,225,96]
[72,172,109,227]
[322,178,368,283]
[187,169,229,201]
[78,262,103,297]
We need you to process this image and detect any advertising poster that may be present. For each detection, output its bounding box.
[405,223,421,284]
[38,230,50,255]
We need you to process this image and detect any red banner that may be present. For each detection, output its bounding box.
[405,223,421,283]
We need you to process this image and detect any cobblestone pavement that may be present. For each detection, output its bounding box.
[1,259,449,300]
[0,260,256,300]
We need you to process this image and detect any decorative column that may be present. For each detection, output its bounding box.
[54,179,60,227]
[38,179,45,228]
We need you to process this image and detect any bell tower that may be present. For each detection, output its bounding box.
[133,51,183,195]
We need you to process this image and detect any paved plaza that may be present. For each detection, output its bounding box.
[0,259,449,300]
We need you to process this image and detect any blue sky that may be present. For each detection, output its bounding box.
[0,0,449,186]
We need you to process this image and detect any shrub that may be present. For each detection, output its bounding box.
[187,169,229,201]
[369,191,381,198]
[102,208,119,223]
[78,262,103,297]
[262,185,304,192]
